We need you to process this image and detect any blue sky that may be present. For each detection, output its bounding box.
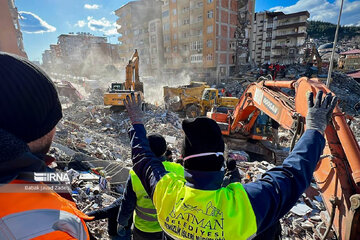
[15,0,360,61]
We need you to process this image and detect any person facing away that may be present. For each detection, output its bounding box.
[87,133,184,240]
[0,52,93,239]
[123,90,337,240]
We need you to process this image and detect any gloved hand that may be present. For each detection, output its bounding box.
[306,91,337,134]
[124,92,144,125]
[226,159,237,172]
[117,224,127,237]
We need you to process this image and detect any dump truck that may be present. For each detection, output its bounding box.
[164,82,238,118]
[104,50,144,111]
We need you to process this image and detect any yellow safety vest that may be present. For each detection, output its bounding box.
[153,173,258,240]
[130,161,184,233]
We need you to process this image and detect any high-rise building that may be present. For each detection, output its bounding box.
[251,11,309,65]
[162,0,245,81]
[115,0,163,75]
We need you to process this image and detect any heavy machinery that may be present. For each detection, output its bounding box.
[208,77,360,239]
[104,50,144,111]
[164,83,238,118]
[54,80,83,102]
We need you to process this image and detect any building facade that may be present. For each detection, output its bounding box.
[115,0,163,76]
[115,0,253,82]
[162,0,243,81]
[0,0,27,57]
[251,11,309,65]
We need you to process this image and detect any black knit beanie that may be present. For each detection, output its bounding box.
[148,133,167,157]
[0,52,62,143]
[182,117,225,171]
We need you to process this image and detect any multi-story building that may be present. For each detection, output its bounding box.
[115,0,163,75]
[161,0,248,81]
[251,11,309,65]
[338,49,360,71]
[0,0,27,57]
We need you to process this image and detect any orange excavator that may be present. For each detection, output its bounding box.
[207,77,360,239]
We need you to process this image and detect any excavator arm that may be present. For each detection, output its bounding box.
[209,77,360,239]
[125,49,140,91]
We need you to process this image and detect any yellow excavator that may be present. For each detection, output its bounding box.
[104,49,144,111]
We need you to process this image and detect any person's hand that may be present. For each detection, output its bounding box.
[306,91,337,134]
[117,224,126,237]
[124,92,143,125]
[226,159,237,172]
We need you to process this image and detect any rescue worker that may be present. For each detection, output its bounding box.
[117,134,184,240]
[0,52,92,239]
[123,90,337,239]
[87,134,183,240]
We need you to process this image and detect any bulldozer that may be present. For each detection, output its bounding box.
[164,83,238,118]
[104,49,144,111]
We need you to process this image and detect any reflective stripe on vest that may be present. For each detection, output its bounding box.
[153,172,258,240]
[130,161,184,233]
[0,180,92,240]
[0,209,87,240]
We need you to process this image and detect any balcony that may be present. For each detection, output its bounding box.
[275,32,306,40]
[276,21,307,30]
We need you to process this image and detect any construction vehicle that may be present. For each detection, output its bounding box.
[164,83,238,118]
[104,50,144,111]
[54,80,83,102]
[208,77,360,239]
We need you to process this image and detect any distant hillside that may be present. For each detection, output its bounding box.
[307,20,360,40]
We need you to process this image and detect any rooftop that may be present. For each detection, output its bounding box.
[340,49,360,55]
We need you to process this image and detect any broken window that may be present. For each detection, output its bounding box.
[207,10,213,19]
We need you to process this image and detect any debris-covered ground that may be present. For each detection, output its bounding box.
[49,70,360,239]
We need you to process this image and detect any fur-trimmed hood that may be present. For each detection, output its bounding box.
[0,129,48,183]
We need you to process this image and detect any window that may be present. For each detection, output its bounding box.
[134,29,139,35]
[197,15,203,22]
[163,23,170,31]
[150,35,156,43]
[152,47,157,54]
[197,1,203,8]
[173,22,177,28]
[182,7,189,13]
[183,19,190,25]
[190,41,203,50]
[206,54,213,61]
[207,25,213,33]
[207,10,213,19]
[182,57,188,63]
[164,35,170,42]
[183,44,188,50]
[173,46,177,52]
[173,33,177,40]
[165,46,170,52]
[172,9,177,15]
[190,54,203,63]
[182,32,189,38]
[162,10,169,17]
[207,0,213,3]
[207,39,213,48]
[230,42,236,50]
[150,23,156,32]
[266,42,271,47]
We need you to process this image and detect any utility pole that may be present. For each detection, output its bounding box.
[326,0,344,87]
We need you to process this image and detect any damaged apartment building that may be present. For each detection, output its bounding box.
[251,11,310,66]
[116,0,254,82]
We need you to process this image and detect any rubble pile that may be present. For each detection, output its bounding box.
[329,72,360,115]
[54,101,184,165]
[236,160,336,240]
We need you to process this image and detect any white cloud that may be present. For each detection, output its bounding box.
[269,0,360,25]
[19,11,56,33]
[84,4,100,10]
[74,20,86,28]
[86,17,120,36]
